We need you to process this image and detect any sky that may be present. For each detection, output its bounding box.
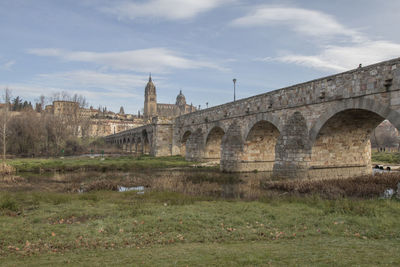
[1,0,400,114]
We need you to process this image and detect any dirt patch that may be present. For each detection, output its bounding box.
[48,215,103,225]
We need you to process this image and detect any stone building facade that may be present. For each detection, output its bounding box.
[144,75,196,120]
[40,76,196,137]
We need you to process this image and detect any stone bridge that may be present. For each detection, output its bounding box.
[107,58,400,179]
[105,118,174,156]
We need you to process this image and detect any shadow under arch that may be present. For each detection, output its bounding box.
[309,98,400,145]
[308,98,400,178]
[239,119,281,172]
[180,130,192,157]
[243,113,283,139]
[204,126,225,161]
[142,129,150,155]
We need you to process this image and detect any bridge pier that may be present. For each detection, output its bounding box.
[186,129,205,161]
[221,121,244,172]
[273,112,311,179]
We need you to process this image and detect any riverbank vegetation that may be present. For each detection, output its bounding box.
[372,151,400,164]
[3,151,399,175]
[6,155,196,173]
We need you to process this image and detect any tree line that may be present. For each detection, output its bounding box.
[0,89,95,158]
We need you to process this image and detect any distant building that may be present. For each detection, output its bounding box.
[53,101,79,116]
[3,75,196,138]
[45,101,79,116]
[144,75,196,120]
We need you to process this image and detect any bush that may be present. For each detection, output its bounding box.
[0,194,20,212]
[372,152,400,164]
[64,138,85,156]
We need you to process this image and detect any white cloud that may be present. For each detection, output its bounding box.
[27,48,226,73]
[231,6,364,42]
[0,60,16,70]
[100,0,232,21]
[274,41,400,72]
[237,6,400,73]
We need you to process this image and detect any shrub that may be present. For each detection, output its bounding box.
[64,138,85,156]
[0,194,20,212]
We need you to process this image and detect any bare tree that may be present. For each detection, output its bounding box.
[0,88,11,162]
[72,93,88,108]
[34,94,47,112]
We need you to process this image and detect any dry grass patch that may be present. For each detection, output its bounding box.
[0,163,16,176]
[263,173,400,198]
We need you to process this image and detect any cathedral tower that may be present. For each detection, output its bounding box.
[176,90,186,115]
[144,74,157,119]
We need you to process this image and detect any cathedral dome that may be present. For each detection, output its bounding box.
[176,90,186,106]
[145,75,156,96]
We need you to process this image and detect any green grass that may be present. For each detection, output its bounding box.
[3,238,400,266]
[372,151,400,164]
[1,191,400,265]
[6,155,199,173]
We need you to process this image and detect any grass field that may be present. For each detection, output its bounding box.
[1,190,400,265]
[6,155,199,173]
[1,155,400,265]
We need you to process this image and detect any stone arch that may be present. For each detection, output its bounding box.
[126,137,131,152]
[204,126,225,161]
[310,98,400,144]
[243,113,283,139]
[308,99,400,178]
[142,130,150,155]
[130,136,135,153]
[180,130,192,157]
[239,119,281,172]
[134,136,140,154]
[204,122,228,141]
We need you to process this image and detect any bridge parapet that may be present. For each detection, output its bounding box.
[176,57,400,130]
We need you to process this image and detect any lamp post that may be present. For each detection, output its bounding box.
[233,78,237,102]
